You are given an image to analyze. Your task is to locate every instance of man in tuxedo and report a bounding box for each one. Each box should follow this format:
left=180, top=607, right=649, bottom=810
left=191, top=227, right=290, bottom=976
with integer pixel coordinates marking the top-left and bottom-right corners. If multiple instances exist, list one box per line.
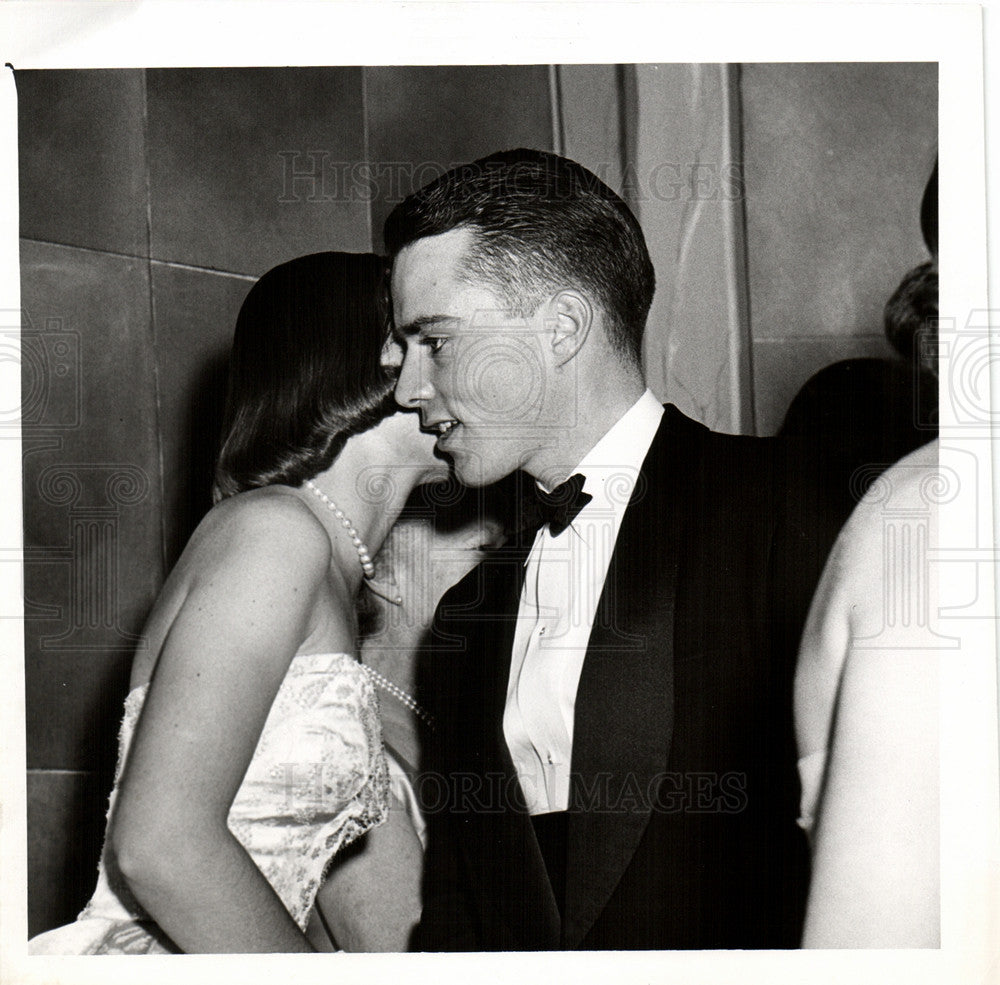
left=385, top=148, right=818, bottom=949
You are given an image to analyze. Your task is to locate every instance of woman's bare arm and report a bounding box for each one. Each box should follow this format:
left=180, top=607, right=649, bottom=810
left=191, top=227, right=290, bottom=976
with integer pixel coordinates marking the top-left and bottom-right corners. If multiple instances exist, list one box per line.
left=802, top=646, right=939, bottom=947
left=109, top=494, right=334, bottom=953
left=313, top=790, right=423, bottom=951
left=801, top=443, right=940, bottom=947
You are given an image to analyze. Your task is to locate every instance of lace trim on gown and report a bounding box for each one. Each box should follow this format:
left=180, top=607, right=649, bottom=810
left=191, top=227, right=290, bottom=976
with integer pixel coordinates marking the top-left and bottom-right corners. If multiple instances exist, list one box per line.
left=30, top=652, right=388, bottom=954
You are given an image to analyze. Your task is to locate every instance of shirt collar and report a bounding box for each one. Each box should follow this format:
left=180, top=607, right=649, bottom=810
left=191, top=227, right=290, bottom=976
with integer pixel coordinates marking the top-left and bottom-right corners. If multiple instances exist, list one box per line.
left=575, top=389, right=663, bottom=487
left=535, top=389, right=663, bottom=508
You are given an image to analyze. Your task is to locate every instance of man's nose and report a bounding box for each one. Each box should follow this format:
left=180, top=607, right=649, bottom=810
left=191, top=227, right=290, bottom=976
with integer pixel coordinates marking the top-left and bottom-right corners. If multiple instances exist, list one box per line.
left=394, top=351, right=434, bottom=408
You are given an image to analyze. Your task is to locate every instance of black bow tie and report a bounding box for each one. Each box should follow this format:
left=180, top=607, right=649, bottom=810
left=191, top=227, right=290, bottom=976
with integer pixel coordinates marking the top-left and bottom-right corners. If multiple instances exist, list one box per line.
left=535, top=473, right=592, bottom=537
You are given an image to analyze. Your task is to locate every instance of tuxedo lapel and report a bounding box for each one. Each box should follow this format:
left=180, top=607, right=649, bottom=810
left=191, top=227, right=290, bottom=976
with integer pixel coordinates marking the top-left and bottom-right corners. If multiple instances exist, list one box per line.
left=453, top=536, right=562, bottom=947
left=562, top=406, right=703, bottom=947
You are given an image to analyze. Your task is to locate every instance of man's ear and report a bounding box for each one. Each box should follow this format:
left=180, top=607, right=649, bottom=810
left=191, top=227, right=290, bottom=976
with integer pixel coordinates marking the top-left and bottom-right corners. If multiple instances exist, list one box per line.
left=549, top=289, right=593, bottom=367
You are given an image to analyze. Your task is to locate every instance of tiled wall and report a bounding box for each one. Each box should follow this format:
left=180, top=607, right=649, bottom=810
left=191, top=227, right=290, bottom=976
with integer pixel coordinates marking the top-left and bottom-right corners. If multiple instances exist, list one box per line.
left=741, top=63, right=938, bottom=434
left=20, top=63, right=937, bottom=937
left=18, top=66, right=554, bottom=936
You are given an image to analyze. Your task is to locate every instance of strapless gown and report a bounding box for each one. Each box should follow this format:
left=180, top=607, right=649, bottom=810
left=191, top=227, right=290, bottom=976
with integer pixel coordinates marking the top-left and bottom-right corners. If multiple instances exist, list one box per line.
left=29, top=651, right=389, bottom=954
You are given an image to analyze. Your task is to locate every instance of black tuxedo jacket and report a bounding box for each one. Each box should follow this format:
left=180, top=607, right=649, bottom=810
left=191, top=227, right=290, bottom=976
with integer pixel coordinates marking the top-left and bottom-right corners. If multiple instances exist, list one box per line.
left=412, top=405, right=825, bottom=950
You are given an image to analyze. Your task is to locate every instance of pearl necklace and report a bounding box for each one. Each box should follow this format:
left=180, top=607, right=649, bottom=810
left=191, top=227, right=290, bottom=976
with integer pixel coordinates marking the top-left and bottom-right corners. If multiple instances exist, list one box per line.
left=304, top=478, right=403, bottom=606
left=303, top=481, right=431, bottom=728
left=305, top=478, right=375, bottom=578
left=363, top=664, right=436, bottom=732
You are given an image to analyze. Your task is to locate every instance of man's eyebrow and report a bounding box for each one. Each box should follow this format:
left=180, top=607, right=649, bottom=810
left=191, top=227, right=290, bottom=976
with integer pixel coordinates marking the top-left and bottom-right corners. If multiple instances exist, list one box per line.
left=393, top=314, right=459, bottom=338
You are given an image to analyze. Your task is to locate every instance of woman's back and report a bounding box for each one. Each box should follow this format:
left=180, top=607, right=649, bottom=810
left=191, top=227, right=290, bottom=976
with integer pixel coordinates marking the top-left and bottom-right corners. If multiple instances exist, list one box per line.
left=795, top=439, right=939, bottom=947
left=129, top=486, right=353, bottom=691
left=30, top=485, right=383, bottom=954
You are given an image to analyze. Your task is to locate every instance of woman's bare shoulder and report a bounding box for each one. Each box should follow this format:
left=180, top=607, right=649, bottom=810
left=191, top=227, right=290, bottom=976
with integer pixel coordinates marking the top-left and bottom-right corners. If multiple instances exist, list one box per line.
left=848, top=440, right=938, bottom=538
left=795, top=440, right=939, bottom=752
left=821, top=440, right=939, bottom=598
left=186, top=486, right=332, bottom=579
left=135, top=488, right=334, bottom=678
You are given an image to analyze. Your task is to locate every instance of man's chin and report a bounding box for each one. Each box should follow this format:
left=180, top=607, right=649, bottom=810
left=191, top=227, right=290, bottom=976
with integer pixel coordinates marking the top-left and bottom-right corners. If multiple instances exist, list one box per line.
left=442, top=435, right=521, bottom=487
left=422, top=460, right=454, bottom=486
left=453, top=465, right=492, bottom=488
left=452, top=456, right=512, bottom=489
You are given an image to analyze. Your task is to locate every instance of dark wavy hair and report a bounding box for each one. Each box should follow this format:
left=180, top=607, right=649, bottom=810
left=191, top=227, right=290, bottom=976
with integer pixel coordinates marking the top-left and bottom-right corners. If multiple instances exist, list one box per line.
left=383, top=148, right=655, bottom=368
left=884, top=260, right=938, bottom=376
left=213, top=252, right=397, bottom=501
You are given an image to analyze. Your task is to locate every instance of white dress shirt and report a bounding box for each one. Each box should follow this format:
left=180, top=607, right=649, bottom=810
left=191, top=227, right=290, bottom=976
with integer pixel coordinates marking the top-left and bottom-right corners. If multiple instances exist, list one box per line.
left=504, top=389, right=664, bottom=814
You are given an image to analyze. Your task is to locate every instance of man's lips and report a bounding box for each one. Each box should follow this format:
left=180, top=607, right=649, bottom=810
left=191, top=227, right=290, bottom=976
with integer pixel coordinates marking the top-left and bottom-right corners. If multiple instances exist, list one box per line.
left=426, top=419, right=460, bottom=444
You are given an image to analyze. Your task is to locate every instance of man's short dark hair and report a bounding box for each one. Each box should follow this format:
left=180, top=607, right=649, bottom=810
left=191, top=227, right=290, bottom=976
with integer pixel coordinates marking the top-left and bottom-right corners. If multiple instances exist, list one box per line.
left=384, top=148, right=655, bottom=367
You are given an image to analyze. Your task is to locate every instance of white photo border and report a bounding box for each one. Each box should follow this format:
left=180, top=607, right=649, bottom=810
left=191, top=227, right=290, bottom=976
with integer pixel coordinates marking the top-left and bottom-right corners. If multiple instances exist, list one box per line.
left=0, top=3, right=995, bottom=985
